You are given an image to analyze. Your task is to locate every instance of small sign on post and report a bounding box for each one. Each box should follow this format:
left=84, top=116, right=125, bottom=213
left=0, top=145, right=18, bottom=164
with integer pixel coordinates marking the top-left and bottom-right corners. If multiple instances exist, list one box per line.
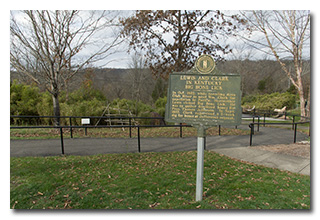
left=81, top=118, right=90, bottom=136
left=165, top=55, right=242, bottom=201
left=81, top=118, right=90, bottom=125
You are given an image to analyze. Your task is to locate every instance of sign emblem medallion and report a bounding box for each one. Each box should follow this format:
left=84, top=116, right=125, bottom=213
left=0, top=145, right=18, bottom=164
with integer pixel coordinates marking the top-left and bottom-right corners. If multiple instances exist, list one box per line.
left=195, top=54, right=216, bottom=74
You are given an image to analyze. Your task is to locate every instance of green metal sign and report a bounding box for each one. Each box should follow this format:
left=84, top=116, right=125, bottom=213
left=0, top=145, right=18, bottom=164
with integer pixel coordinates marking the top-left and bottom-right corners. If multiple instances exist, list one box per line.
left=165, top=55, right=242, bottom=202
left=165, top=55, right=242, bottom=128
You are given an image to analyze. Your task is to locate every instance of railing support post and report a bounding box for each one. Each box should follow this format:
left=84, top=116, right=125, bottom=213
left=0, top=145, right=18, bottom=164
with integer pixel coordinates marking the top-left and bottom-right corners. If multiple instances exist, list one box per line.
left=285, top=111, right=287, bottom=120
left=249, top=124, right=254, bottom=146
left=292, top=116, right=295, bottom=130
left=137, top=126, right=141, bottom=153
left=69, top=117, right=73, bottom=138
left=129, top=118, right=132, bottom=138
left=60, top=127, right=65, bottom=155
left=294, top=123, right=297, bottom=143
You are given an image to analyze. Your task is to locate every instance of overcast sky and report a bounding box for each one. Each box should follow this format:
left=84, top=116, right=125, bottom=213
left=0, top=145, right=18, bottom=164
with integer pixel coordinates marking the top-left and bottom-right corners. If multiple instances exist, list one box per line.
left=9, top=8, right=311, bottom=69
left=97, top=9, right=311, bottom=69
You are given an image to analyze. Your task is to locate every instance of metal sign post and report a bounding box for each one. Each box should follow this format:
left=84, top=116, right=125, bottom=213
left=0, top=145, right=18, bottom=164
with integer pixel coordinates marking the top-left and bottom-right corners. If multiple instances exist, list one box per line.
left=196, top=126, right=205, bottom=201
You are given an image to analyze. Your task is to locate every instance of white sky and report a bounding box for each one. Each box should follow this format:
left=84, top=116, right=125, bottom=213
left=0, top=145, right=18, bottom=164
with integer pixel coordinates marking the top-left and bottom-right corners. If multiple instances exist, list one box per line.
left=97, top=9, right=311, bottom=69
left=9, top=8, right=311, bottom=69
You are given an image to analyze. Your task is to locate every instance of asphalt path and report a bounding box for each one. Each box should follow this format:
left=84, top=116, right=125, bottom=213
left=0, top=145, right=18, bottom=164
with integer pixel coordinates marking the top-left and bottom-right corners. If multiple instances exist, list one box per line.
left=10, top=125, right=308, bottom=157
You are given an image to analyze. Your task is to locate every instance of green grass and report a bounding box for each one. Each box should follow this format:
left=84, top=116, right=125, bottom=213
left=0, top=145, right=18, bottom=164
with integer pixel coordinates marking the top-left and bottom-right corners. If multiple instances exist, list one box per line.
left=10, top=126, right=249, bottom=140
left=11, top=151, right=310, bottom=209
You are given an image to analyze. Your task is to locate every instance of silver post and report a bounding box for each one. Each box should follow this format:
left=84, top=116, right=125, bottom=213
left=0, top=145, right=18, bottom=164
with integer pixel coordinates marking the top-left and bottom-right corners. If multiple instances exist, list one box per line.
left=196, top=136, right=205, bottom=201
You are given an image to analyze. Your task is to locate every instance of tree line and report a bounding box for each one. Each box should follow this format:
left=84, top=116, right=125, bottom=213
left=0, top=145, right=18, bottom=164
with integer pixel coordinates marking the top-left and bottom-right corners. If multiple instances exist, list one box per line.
left=11, top=58, right=310, bottom=106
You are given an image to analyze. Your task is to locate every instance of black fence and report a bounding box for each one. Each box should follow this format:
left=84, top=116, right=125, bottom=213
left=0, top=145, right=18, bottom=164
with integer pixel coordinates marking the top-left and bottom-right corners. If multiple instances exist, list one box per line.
left=248, top=115, right=310, bottom=146
left=10, top=114, right=310, bottom=155
left=10, top=115, right=193, bottom=154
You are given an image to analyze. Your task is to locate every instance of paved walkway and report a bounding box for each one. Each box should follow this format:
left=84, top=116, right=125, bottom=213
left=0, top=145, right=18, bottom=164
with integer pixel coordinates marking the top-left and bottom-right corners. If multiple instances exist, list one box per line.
left=10, top=125, right=310, bottom=175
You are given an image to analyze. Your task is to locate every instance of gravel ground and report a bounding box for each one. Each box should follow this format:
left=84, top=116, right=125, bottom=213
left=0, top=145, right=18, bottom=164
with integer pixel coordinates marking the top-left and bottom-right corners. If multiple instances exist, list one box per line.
left=251, top=142, right=310, bottom=159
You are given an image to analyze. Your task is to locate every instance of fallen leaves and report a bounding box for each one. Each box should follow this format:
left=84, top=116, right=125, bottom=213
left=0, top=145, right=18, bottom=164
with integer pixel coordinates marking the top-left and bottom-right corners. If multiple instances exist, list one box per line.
left=12, top=201, right=18, bottom=209
left=10, top=150, right=310, bottom=209
left=149, top=202, right=160, bottom=208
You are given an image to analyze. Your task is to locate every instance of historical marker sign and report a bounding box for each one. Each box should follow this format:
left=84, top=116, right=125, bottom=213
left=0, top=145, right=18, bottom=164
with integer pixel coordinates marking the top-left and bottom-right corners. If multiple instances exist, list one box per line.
left=165, top=55, right=242, bottom=201
left=165, top=56, right=241, bottom=128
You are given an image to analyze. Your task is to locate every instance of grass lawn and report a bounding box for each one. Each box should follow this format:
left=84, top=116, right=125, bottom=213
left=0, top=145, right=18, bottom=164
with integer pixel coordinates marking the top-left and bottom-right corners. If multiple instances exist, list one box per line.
left=10, top=150, right=310, bottom=209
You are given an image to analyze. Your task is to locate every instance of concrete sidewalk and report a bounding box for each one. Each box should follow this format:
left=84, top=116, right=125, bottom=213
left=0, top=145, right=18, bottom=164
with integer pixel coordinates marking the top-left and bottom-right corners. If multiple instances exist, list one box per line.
left=211, top=147, right=310, bottom=175
left=10, top=126, right=310, bottom=175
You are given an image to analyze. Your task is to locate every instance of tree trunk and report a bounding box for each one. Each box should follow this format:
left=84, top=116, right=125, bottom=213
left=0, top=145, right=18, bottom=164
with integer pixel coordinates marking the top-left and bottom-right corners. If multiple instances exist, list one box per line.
left=52, top=93, right=61, bottom=126
left=295, top=66, right=306, bottom=120
left=298, top=90, right=306, bottom=120
left=306, top=86, right=310, bottom=118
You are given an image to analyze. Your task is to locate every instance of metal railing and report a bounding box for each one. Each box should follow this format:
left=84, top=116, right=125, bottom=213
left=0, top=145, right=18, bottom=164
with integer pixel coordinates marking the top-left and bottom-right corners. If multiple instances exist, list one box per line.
left=11, top=114, right=311, bottom=154
left=248, top=117, right=310, bottom=146
left=10, top=115, right=192, bottom=155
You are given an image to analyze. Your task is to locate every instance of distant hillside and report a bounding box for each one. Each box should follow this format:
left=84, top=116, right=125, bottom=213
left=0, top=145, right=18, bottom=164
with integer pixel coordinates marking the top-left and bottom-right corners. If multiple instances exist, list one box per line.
left=10, top=68, right=132, bottom=92
left=10, top=67, right=156, bottom=104
left=10, top=59, right=310, bottom=102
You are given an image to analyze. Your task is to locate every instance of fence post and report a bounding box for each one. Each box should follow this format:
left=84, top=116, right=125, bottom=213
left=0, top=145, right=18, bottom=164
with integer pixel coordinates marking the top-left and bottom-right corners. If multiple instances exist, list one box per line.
left=294, top=123, right=297, bottom=143
left=249, top=124, right=253, bottom=146
left=59, top=127, right=65, bottom=155
left=180, top=123, right=183, bottom=138
left=257, top=116, right=260, bottom=132
left=129, top=118, right=132, bottom=138
left=292, top=116, right=295, bottom=130
left=137, top=126, right=141, bottom=153
left=218, top=125, right=221, bottom=136
left=69, top=117, right=73, bottom=138
left=285, top=111, right=287, bottom=120
left=263, top=113, right=266, bottom=127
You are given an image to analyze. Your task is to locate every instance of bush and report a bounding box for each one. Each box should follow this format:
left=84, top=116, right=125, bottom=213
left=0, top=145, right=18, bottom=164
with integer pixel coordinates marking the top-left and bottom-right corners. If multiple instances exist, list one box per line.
left=155, top=96, right=167, bottom=117
left=10, top=80, right=41, bottom=116
left=67, top=84, right=106, bottom=104
left=36, top=92, right=55, bottom=125
left=10, top=81, right=157, bottom=126
left=10, top=81, right=42, bottom=125
left=242, top=92, right=298, bottom=111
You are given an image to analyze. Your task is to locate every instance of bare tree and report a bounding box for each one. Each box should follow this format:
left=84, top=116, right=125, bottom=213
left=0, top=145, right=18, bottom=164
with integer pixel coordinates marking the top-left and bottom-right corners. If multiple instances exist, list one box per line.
left=120, top=10, right=247, bottom=79
left=10, top=10, right=123, bottom=125
left=127, top=53, right=154, bottom=112
left=241, top=10, right=310, bottom=118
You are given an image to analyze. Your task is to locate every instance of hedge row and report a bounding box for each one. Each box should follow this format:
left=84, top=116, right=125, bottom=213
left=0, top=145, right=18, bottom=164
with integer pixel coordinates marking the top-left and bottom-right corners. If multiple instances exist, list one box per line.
left=241, top=92, right=298, bottom=111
